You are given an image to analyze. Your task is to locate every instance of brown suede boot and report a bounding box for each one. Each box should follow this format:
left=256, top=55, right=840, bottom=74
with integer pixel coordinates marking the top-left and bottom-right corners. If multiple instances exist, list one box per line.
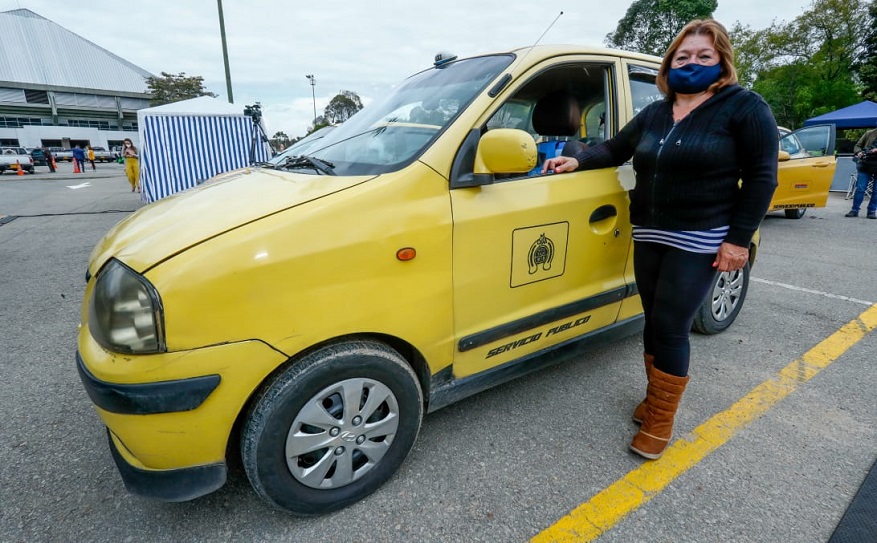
left=632, top=353, right=655, bottom=424
left=630, top=366, right=689, bottom=460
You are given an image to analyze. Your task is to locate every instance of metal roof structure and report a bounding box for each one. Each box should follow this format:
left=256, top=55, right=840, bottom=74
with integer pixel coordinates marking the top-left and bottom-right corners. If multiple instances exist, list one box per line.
left=0, top=8, right=152, bottom=95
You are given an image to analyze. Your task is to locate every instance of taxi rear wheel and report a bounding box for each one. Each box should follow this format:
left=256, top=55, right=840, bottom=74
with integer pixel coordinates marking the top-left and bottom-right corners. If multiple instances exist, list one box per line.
left=784, top=208, right=806, bottom=219
left=241, top=340, right=423, bottom=515
left=692, top=262, right=750, bottom=335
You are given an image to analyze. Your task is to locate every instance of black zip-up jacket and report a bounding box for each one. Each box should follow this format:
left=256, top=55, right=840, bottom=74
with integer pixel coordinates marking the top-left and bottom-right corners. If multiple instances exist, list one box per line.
left=570, top=84, right=778, bottom=247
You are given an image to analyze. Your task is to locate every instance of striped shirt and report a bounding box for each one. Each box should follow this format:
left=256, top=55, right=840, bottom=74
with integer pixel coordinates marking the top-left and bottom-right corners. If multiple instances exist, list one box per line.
left=632, top=225, right=728, bottom=254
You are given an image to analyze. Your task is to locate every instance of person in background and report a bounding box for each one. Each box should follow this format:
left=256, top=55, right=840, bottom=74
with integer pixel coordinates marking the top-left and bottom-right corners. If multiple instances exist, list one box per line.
left=43, top=147, right=55, bottom=173
left=542, top=19, right=778, bottom=460
left=86, top=145, right=96, bottom=171
left=71, top=145, right=86, bottom=172
left=846, top=126, right=877, bottom=219
left=122, top=138, right=139, bottom=192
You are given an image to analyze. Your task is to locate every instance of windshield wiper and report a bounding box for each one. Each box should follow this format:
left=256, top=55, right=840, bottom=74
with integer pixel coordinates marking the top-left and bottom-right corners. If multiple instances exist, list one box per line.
left=277, top=155, right=336, bottom=175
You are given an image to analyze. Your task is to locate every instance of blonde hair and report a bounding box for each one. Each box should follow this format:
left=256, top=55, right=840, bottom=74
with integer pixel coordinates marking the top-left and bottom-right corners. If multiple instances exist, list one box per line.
left=656, top=19, right=738, bottom=99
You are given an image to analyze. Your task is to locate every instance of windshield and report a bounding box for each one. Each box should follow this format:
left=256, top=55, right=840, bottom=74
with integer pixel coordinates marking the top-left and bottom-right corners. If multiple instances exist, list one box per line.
left=288, top=54, right=514, bottom=176
left=268, top=125, right=336, bottom=165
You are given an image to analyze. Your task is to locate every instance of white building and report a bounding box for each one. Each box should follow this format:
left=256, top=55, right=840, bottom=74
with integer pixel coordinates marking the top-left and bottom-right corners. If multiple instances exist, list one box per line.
left=0, top=8, right=152, bottom=150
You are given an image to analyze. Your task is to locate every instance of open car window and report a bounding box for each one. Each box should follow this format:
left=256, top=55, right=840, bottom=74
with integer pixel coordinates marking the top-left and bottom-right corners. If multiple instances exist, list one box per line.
left=781, top=124, right=836, bottom=159
left=482, top=62, right=612, bottom=180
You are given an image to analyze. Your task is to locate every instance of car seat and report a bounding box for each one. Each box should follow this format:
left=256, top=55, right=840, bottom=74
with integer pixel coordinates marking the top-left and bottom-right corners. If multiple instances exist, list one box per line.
left=529, top=91, right=582, bottom=175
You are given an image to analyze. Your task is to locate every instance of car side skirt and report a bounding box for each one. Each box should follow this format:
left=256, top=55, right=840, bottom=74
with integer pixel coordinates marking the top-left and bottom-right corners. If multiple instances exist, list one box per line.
left=107, top=429, right=227, bottom=502
left=458, top=283, right=637, bottom=352
left=428, top=314, right=644, bottom=413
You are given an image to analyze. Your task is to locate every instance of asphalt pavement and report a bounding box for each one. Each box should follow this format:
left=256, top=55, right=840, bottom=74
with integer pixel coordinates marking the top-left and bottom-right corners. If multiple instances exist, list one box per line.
left=1, top=166, right=875, bottom=542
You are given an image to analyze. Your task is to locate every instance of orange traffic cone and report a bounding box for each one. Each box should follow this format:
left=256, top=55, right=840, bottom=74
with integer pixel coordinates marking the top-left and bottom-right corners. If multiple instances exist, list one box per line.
left=73, top=159, right=80, bottom=174
left=16, top=160, right=24, bottom=176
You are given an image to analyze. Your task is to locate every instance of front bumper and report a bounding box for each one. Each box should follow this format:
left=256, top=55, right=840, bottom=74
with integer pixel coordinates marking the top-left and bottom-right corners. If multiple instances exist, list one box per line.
left=107, top=428, right=226, bottom=502
left=78, top=352, right=227, bottom=500
left=76, top=330, right=288, bottom=499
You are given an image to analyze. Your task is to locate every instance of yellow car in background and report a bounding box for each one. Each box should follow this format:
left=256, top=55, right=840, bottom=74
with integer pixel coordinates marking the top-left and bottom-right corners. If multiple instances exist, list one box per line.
left=771, top=124, right=837, bottom=219
left=77, top=46, right=768, bottom=515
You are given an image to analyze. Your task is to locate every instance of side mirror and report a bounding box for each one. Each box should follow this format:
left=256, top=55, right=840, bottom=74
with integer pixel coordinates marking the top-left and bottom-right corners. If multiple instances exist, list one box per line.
left=474, top=129, right=537, bottom=175
left=778, top=150, right=791, bottom=162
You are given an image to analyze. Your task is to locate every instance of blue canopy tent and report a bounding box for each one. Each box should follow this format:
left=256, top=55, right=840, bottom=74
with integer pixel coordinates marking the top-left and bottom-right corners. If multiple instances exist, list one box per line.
left=802, top=100, right=877, bottom=129
left=802, top=101, right=877, bottom=191
left=136, top=96, right=271, bottom=203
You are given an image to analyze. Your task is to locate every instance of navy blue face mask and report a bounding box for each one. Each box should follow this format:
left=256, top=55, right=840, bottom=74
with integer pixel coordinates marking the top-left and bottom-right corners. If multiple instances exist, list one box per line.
left=667, top=63, right=722, bottom=94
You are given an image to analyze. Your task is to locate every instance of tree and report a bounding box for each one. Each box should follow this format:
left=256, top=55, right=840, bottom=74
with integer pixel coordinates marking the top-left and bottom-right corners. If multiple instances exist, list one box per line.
left=732, top=0, right=868, bottom=128
left=307, top=116, right=331, bottom=136
left=323, top=91, right=364, bottom=124
left=854, top=1, right=877, bottom=101
left=729, top=22, right=780, bottom=88
left=271, top=131, right=291, bottom=150
left=605, top=0, right=718, bottom=56
left=145, top=71, right=218, bottom=106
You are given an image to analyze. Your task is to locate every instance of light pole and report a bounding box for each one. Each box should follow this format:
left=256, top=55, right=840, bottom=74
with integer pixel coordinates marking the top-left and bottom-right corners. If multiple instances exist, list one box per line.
left=217, top=0, right=233, bottom=103
left=305, top=74, right=317, bottom=125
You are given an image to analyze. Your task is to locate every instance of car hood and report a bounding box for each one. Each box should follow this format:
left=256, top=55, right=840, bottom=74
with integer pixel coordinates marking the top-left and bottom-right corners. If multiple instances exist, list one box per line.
left=89, top=168, right=375, bottom=274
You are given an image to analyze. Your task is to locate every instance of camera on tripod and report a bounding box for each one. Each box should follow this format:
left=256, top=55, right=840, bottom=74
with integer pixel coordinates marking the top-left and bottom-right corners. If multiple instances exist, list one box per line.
left=243, top=103, right=262, bottom=121
left=243, top=102, right=274, bottom=164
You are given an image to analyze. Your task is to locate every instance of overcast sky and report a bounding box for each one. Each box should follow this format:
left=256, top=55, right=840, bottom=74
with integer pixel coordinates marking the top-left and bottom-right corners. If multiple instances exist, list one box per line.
left=3, top=0, right=814, bottom=138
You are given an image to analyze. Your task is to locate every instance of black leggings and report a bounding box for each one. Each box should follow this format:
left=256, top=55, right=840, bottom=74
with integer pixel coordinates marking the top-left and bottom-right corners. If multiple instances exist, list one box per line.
left=634, top=241, right=718, bottom=377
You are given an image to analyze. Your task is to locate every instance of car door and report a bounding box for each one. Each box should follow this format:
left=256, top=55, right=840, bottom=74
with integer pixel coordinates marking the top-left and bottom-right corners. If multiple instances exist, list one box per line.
left=772, top=124, right=837, bottom=216
left=449, top=58, right=633, bottom=378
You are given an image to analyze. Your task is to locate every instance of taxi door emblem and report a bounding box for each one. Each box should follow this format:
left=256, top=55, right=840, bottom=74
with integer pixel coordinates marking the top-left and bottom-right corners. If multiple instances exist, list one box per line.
left=528, top=234, right=554, bottom=274
left=510, top=222, right=568, bottom=288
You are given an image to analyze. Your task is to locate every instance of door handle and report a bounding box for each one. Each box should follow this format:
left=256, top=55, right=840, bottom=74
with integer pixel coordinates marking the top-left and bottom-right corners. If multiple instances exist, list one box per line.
left=589, top=205, right=617, bottom=223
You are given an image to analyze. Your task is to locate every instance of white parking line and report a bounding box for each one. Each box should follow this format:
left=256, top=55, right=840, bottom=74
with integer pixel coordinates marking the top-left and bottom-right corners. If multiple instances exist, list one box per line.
left=752, top=277, right=874, bottom=306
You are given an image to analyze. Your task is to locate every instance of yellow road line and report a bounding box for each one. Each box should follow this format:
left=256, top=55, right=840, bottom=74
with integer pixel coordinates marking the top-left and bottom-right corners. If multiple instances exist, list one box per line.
left=533, top=304, right=877, bottom=543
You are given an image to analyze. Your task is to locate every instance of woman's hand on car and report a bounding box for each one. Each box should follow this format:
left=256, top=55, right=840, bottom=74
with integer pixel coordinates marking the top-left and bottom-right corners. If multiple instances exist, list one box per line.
left=541, top=156, right=579, bottom=174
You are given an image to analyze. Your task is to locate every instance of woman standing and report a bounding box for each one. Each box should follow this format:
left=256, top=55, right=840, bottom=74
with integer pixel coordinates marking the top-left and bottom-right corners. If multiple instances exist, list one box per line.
left=543, top=19, right=778, bottom=460
left=87, top=146, right=96, bottom=171
left=122, top=138, right=139, bottom=192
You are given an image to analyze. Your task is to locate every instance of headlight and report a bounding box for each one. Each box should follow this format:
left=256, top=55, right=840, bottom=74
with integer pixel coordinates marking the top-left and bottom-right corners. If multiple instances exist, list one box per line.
left=88, top=259, right=165, bottom=354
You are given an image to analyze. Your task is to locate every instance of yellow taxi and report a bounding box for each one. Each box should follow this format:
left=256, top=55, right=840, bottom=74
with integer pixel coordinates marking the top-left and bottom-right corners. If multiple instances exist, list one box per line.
left=78, top=46, right=785, bottom=515
left=771, top=125, right=837, bottom=219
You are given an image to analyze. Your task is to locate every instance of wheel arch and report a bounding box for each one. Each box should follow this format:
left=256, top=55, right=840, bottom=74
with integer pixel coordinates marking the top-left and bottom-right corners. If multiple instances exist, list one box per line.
left=225, top=332, right=433, bottom=464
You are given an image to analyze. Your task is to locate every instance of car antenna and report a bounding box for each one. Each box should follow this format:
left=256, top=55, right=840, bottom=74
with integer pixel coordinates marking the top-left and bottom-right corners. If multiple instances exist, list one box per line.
left=515, top=11, right=563, bottom=67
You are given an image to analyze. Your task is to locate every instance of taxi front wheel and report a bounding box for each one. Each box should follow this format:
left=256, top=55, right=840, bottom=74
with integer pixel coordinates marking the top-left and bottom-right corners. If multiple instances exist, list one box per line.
left=241, top=340, right=423, bottom=515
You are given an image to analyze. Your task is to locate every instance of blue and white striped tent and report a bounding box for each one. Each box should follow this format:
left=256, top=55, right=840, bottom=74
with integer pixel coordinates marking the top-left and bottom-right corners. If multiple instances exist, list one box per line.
left=137, top=96, right=271, bottom=203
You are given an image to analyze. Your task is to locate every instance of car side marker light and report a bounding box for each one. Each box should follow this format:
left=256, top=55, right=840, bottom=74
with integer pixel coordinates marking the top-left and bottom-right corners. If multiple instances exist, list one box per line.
left=396, top=247, right=416, bottom=261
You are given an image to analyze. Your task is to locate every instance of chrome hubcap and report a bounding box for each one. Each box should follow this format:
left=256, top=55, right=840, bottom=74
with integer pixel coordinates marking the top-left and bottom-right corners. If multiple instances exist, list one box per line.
left=285, top=378, right=399, bottom=489
left=710, top=270, right=743, bottom=322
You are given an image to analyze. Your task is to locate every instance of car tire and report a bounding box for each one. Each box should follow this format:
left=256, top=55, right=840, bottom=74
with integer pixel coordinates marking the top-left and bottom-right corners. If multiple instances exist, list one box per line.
left=784, top=208, right=806, bottom=219
left=241, top=340, right=423, bottom=515
left=692, top=262, right=750, bottom=335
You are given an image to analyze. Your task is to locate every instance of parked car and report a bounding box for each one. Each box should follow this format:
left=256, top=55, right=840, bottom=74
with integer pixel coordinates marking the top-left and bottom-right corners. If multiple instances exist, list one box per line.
left=769, top=125, right=837, bottom=219
left=79, top=44, right=801, bottom=516
left=50, top=147, right=72, bottom=162
left=26, top=147, right=47, bottom=166
left=91, top=146, right=114, bottom=162
left=0, top=146, right=35, bottom=174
